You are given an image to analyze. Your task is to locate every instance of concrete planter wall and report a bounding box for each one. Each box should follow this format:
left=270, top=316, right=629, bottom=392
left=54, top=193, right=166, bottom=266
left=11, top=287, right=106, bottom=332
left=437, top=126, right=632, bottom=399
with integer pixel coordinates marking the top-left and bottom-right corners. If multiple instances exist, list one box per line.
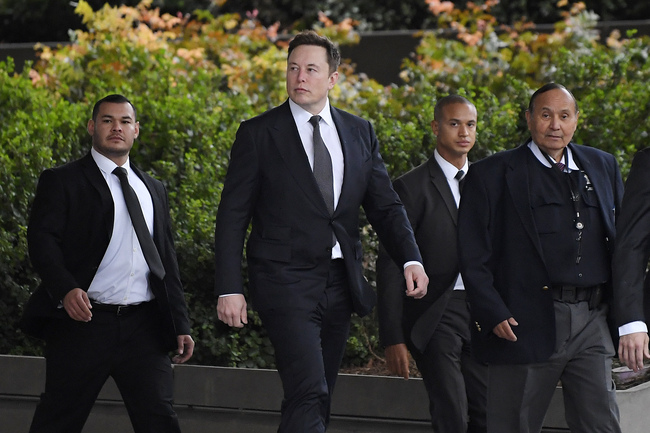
left=0, top=355, right=646, bottom=432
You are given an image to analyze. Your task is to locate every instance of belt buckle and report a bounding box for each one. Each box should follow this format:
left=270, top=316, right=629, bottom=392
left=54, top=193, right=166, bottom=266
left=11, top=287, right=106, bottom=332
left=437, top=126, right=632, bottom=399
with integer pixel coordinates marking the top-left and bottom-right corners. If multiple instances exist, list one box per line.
left=116, top=305, right=126, bottom=316
left=562, top=286, right=577, bottom=302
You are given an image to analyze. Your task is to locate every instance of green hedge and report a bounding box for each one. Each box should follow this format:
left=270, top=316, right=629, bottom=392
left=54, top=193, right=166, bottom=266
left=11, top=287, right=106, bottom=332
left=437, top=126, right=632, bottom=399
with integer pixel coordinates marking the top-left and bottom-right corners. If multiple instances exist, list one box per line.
left=1, top=0, right=649, bottom=368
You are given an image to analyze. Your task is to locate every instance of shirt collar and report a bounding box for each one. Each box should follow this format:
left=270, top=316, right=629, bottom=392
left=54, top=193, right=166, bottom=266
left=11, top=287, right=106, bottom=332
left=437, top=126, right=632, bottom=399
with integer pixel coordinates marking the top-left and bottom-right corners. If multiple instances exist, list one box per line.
left=527, top=140, right=579, bottom=171
left=288, top=98, right=334, bottom=128
left=434, top=148, right=469, bottom=181
left=91, top=147, right=131, bottom=175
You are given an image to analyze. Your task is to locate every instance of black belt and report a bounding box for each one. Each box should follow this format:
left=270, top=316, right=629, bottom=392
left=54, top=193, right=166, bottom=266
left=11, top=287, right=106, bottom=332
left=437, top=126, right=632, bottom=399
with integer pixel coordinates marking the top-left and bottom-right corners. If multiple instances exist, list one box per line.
left=551, top=284, right=603, bottom=307
left=90, top=300, right=149, bottom=316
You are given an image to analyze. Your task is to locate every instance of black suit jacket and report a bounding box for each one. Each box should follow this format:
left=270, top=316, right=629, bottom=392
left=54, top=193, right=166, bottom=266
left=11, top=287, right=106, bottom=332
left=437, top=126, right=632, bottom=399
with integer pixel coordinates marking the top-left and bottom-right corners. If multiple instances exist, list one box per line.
left=458, top=142, right=623, bottom=364
left=377, top=155, right=461, bottom=351
left=214, top=100, right=421, bottom=317
left=19, top=153, right=191, bottom=351
left=613, top=147, right=650, bottom=327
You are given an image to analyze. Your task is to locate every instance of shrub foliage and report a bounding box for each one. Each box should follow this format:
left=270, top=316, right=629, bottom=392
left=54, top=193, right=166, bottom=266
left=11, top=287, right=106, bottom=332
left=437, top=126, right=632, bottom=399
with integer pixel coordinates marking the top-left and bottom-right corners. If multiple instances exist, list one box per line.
left=1, top=0, right=649, bottom=368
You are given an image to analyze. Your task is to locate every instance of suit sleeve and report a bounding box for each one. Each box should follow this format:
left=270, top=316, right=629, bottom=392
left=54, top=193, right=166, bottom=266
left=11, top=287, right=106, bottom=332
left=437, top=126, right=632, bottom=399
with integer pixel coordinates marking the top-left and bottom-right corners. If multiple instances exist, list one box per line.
left=361, top=121, right=422, bottom=266
left=376, top=178, right=412, bottom=347
left=27, top=169, right=80, bottom=303
left=613, top=149, right=650, bottom=327
left=457, top=163, right=513, bottom=333
left=214, top=121, right=260, bottom=296
left=155, top=181, right=192, bottom=335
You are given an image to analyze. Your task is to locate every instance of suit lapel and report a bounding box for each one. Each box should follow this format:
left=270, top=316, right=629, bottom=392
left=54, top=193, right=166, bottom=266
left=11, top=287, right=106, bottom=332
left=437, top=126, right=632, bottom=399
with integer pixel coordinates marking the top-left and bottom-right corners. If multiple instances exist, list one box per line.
left=131, top=165, right=166, bottom=249
left=331, top=107, right=356, bottom=216
left=268, top=102, right=330, bottom=214
left=81, top=153, right=114, bottom=238
left=427, top=157, right=458, bottom=224
left=505, top=144, right=546, bottom=263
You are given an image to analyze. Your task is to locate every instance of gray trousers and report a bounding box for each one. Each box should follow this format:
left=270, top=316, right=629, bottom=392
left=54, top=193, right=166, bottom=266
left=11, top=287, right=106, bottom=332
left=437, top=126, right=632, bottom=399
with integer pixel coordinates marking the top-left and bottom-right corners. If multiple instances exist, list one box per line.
left=487, top=302, right=621, bottom=433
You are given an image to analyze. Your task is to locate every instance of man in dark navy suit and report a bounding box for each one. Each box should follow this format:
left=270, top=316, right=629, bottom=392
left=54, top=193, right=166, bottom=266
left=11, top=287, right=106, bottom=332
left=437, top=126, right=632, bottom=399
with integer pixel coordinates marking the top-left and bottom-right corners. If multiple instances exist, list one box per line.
left=20, top=94, right=194, bottom=433
left=458, top=83, right=622, bottom=432
left=214, top=31, right=428, bottom=433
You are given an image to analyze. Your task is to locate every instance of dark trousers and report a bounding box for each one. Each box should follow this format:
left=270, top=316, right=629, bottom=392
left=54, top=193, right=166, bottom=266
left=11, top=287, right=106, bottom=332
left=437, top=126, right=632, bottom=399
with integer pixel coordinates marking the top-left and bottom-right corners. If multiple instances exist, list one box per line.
left=29, top=303, right=180, bottom=433
left=259, top=260, right=353, bottom=433
left=409, top=291, right=487, bottom=433
left=487, top=302, right=620, bottom=433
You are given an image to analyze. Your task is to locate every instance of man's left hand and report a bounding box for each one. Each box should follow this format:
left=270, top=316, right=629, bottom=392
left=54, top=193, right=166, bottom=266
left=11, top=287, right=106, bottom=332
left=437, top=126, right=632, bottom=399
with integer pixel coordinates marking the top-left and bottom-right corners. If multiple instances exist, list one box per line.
left=404, top=264, right=428, bottom=299
left=618, top=332, right=650, bottom=372
left=172, top=335, right=195, bottom=364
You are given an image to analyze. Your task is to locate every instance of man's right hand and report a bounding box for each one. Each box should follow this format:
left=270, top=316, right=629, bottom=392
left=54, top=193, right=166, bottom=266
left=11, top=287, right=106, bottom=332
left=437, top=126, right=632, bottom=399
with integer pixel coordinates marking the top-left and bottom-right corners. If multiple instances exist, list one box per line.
left=63, top=288, right=92, bottom=322
left=493, top=317, right=518, bottom=341
left=385, top=343, right=410, bottom=379
left=217, top=294, right=248, bottom=328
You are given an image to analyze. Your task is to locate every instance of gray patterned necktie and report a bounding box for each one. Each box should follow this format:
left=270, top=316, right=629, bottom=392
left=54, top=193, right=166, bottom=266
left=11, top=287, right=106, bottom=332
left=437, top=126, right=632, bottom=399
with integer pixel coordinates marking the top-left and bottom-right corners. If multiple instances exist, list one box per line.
left=309, top=115, right=334, bottom=215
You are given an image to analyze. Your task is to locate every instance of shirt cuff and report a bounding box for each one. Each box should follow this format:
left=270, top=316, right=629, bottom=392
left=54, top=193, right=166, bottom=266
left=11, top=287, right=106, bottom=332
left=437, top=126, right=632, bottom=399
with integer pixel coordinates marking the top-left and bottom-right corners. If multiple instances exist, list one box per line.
left=619, top=321, right=648, bottom=336
left=403, top=261, right=424, bottom=270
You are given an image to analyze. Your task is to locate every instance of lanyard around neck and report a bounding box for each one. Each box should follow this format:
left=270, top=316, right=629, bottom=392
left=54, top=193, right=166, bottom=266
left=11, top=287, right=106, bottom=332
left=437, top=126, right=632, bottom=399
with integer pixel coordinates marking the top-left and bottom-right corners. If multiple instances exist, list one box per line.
left=540, top=147, right=585, bottom=263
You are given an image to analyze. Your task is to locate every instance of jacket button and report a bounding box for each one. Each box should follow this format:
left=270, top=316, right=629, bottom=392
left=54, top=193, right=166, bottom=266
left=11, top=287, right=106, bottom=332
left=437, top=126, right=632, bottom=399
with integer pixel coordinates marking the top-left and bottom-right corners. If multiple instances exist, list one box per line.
left=542, top=285, right=550, bottom=290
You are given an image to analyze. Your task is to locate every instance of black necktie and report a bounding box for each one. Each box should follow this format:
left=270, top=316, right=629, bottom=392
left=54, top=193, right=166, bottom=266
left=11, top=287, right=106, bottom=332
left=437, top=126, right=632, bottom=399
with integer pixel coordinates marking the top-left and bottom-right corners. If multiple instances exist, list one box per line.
left=309, top=115, right=335, bottom=215
left=455, top=169, right=466, bottom=193
left=556, top=161, right=566, bottom=172
left=112, top=167, right=166, bottom=280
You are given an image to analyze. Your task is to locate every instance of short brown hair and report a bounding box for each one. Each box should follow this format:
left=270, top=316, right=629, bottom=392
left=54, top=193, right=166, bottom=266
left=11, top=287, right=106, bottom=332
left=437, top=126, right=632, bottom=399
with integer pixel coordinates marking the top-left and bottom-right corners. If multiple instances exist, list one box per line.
left=288, top=31, right=341, bottom=74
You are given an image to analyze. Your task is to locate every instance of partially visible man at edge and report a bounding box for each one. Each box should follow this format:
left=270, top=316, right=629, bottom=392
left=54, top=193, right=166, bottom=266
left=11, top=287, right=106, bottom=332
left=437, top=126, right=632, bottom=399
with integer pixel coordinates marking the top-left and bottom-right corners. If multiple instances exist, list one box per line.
left=612, top=147, right=650, bottom=372
left=213, top=31, right=428, bottom=433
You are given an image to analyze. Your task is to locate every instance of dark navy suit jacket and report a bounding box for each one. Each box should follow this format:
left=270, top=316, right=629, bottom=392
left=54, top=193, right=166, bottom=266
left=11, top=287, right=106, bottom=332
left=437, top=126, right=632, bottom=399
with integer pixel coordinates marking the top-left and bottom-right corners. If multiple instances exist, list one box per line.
left=377, top=156, right=461, bottom=351
left=458, top=142, right=623, bottom=364
left=213, top=100, right=422, bottom=317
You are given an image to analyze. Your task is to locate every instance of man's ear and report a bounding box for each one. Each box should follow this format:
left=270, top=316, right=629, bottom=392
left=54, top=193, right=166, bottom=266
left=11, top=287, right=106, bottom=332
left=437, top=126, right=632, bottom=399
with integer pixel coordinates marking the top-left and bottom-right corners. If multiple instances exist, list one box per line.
left=431, top=120, right=439, bottom=137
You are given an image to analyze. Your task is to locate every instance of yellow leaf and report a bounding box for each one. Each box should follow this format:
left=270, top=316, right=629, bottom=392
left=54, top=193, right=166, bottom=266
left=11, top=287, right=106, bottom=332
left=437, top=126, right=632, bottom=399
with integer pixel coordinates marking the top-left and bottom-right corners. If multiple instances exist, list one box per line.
left=75, top=0, right=94, bottom=24
left=225, top=19, right=238, bottom=30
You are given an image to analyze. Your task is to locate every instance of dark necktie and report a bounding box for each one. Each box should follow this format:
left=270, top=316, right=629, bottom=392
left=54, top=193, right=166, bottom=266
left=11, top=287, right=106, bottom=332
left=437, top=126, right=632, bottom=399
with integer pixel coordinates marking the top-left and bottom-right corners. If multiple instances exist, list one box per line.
left=112, top=167, right=166, bottom=280
left=556, top=161, right=566, bottom=172
left=455, top=169, right=466, bottom=193
left=309, top=115, right=335, bottom=215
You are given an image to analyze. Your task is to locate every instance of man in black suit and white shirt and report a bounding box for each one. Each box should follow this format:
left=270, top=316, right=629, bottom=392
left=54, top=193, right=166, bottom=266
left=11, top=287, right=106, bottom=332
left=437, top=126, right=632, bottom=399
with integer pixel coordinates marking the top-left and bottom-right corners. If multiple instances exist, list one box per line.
left=214, top=31, right=429, bottom=433
left=20, top=94, right=194, bottom=433
left=377, top=95, right=487, bottom=432
left=613, top=148, right=650, bottom=372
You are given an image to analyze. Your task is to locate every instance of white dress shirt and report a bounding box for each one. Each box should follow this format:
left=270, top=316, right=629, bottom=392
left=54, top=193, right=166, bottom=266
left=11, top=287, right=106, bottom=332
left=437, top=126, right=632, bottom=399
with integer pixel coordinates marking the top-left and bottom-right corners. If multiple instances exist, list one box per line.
left=434, top=149, right=468, bottom=291
left=289, top=98, right=344, bottom=259
left=86, top=148, right=154, bottom=305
